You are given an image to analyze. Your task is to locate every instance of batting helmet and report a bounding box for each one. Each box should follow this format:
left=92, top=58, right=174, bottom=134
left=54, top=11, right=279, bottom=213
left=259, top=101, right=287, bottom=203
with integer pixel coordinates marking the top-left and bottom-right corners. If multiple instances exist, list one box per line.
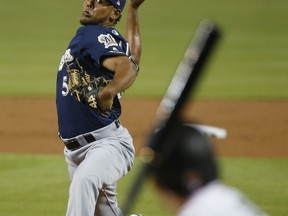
left=149, top=123, right=219, bottom=197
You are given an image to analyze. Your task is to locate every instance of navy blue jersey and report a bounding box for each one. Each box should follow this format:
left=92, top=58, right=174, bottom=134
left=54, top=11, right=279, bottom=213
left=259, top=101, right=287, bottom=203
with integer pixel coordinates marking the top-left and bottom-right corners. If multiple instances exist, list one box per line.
left=56, top=25, right=131, bottom=139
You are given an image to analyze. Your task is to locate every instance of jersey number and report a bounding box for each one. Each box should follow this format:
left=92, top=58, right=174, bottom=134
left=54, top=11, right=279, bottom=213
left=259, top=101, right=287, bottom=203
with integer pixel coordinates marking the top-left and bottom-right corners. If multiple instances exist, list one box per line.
left=62, top=76, right=69, bottom=96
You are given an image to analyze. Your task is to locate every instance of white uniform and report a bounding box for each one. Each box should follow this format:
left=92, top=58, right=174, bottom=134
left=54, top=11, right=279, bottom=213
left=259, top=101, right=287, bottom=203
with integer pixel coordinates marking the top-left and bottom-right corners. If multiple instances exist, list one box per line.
left=178, top=181, right=269, bottom=216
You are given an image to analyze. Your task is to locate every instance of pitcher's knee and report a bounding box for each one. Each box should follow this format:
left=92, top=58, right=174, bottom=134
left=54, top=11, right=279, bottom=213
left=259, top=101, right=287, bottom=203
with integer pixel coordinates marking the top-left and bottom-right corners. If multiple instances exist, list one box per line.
left=71, top=171, right=102, bottom=195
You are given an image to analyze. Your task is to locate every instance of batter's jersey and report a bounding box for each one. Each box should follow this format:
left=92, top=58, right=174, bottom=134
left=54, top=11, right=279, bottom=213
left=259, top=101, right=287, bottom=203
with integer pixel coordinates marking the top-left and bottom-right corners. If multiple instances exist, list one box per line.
left=178, top=181, right=269, bottom=216
left=56, top=25, right=131, bottom=139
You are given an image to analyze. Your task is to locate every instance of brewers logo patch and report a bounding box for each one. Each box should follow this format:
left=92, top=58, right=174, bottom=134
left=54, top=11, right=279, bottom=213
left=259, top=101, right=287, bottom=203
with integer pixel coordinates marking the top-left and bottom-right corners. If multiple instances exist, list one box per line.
left=98, top=34, right=118, bottom=48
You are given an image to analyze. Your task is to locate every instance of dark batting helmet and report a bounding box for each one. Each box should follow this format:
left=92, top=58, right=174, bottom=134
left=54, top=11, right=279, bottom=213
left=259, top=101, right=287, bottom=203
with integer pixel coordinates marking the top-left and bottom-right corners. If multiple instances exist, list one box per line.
left=149, top=123, right=219, bottom=197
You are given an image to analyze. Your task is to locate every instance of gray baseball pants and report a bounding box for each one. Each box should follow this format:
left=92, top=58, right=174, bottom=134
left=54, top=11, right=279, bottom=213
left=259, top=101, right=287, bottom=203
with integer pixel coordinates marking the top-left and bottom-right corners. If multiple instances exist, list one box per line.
left=63, top=121, right=135, bottom=216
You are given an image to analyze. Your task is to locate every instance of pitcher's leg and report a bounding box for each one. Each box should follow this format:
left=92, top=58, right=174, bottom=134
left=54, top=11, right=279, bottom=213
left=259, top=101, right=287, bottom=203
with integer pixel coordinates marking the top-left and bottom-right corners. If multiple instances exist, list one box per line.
left=66, top=143, right=132, bottom=216
left=95, top=184, right=123, bottom=216
left=66, top=163, right=100, bottom=216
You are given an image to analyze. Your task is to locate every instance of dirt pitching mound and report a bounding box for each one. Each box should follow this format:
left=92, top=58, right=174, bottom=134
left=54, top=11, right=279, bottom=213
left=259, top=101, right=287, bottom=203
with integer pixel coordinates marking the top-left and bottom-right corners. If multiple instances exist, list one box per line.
left=0, top=98, right=287, bottom=157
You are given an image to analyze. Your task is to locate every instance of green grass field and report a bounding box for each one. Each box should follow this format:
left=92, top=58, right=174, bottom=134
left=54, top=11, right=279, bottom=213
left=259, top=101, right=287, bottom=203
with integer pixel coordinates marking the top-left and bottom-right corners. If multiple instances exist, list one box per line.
left=0, top=0, right=288, bottom=98
left=0, top=0, right=288, bottom=215
left=1, top=155, right=288, bottom=216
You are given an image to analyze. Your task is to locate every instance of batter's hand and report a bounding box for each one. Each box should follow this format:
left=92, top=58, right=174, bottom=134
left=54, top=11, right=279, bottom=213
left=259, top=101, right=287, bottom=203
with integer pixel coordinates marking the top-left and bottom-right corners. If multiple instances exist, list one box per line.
left=130, top=0, right=145, bottom=9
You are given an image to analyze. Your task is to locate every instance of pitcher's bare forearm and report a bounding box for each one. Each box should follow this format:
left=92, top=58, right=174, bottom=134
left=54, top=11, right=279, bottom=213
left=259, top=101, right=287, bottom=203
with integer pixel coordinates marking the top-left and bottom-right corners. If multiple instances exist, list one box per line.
left=126, top=0, right=145, bottom=65
left=99, top=56, right=137, bottom=110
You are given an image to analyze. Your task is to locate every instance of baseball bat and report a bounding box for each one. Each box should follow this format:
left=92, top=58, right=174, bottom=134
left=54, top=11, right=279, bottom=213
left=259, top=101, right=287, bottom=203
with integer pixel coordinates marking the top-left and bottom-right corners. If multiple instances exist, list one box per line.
left=121, top=19, right=220, bottom=215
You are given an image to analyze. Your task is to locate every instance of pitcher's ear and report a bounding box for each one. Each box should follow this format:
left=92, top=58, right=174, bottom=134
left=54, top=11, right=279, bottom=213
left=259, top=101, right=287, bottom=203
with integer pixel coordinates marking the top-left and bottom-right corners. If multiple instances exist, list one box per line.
left=111, top=9, right=121, bottom=20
